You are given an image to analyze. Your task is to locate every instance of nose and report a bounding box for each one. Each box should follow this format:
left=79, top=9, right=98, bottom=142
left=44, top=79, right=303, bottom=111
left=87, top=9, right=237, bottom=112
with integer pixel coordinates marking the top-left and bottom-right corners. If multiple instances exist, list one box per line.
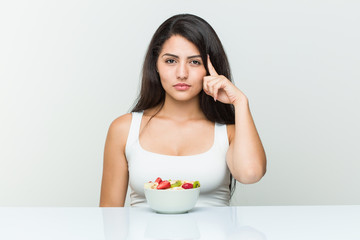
left=176, top=62, right=188, bottom=80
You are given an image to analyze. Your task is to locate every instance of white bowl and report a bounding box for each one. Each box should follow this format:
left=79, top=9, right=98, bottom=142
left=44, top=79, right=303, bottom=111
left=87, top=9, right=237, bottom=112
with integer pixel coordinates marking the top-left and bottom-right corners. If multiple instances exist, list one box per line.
left=144, top=187, right=200, bottom=214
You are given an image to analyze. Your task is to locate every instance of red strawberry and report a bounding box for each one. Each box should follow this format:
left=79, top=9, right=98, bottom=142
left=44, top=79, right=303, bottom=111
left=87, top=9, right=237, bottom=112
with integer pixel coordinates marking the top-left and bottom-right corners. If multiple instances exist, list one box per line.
left=155, top=177, right=162, bottom=184
left=157, top=180, right=171, bottom=189
left=182, top=183, right=193, bottom=189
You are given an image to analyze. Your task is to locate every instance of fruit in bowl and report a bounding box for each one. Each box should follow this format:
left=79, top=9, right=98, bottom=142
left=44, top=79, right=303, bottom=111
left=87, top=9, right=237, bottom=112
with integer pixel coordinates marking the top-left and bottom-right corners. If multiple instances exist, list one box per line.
left=144, top=177, right=201, bottom=214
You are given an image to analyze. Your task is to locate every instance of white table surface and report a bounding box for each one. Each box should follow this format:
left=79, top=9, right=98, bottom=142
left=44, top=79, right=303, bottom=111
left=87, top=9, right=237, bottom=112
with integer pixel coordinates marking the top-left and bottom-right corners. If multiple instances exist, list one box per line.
left=0, top=205, right=359, bottom=240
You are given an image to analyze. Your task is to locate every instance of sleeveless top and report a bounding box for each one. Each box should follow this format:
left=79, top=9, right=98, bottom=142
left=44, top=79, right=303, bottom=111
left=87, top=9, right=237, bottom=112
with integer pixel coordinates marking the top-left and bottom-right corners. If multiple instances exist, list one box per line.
left=125, top=111, right=231, bottom=207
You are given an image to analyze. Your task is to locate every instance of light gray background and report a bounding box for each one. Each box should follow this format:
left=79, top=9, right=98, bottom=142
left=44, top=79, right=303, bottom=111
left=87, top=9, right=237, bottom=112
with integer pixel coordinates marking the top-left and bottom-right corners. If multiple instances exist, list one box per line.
left=0, top=0, right=359, bottom=206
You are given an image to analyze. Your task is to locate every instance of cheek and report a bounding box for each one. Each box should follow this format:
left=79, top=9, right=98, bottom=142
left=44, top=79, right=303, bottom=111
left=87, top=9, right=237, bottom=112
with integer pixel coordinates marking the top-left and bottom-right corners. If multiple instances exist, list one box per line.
left=157, top=64, right=171, bottom=80
left=159, top=72, right=174, bottom=90
left=197, top=66, right=207, bottom=76
left=159, top=71, right=171, bottom=85
left=194, top=69, right=206, bottom=82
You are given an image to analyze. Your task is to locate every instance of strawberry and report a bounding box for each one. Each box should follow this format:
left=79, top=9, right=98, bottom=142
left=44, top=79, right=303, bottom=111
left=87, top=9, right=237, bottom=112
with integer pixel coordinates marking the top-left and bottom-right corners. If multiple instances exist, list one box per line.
left=156, top=180, right=171, bottom=189
left=155, top=177, right=162, bottom=184
left=182, top=183, right=193, bottom=189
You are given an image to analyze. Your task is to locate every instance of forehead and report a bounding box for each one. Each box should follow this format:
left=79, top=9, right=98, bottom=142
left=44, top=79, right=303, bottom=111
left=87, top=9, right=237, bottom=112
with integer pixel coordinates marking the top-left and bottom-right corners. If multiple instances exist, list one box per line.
left=160, top=35, right=200, bottom=56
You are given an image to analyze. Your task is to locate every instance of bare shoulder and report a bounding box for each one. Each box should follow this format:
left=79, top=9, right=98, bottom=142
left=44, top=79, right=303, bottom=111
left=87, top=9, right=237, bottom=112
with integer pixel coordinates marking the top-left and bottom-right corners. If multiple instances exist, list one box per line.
left=110, top=113, right=132, bottom=133
left=106, top=113, right=132, bottom=147
left=226, top=124, right=235, bottom=144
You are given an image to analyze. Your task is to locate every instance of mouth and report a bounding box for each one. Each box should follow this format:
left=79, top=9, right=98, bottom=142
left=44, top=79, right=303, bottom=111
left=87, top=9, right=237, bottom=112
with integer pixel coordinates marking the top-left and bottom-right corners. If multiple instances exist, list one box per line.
left=173, top=83, right=191, bottom=91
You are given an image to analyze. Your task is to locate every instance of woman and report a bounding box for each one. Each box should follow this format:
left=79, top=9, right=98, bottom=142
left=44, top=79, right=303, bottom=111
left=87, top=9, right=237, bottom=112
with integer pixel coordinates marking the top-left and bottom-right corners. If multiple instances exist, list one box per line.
left=100, top=14, right=266, bottom=207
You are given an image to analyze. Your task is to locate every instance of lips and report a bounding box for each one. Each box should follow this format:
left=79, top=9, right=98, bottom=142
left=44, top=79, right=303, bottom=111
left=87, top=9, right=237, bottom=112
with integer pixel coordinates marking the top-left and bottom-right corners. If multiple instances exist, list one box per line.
left=173, top=83, right=191, bottom=91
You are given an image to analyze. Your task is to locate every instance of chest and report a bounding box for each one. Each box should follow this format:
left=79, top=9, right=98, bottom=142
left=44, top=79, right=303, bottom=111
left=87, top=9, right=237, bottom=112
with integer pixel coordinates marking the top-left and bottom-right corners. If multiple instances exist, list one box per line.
left=139, top=119, right=214, bottom=156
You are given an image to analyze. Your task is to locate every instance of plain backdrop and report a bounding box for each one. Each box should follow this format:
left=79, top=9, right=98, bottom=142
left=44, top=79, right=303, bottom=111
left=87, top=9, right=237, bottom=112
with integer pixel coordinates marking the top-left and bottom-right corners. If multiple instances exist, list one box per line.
left=0, top=0, right=359, bottom=206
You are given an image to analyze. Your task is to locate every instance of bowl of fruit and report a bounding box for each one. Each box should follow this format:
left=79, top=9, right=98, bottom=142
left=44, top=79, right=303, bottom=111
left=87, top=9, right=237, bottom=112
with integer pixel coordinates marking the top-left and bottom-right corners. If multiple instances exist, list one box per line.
left=144, top=177, right=201, bottom=214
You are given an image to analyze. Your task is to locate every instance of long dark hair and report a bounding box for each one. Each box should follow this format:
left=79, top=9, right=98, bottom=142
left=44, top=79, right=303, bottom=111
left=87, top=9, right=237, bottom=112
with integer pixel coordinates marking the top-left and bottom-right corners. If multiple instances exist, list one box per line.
left=132, top=14, right=236, bottom=197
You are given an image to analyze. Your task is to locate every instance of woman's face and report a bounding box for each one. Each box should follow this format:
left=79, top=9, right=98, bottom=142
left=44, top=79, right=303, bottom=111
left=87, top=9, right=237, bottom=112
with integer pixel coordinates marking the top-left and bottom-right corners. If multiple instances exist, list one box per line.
left=156, top=35, right=207, bottom=103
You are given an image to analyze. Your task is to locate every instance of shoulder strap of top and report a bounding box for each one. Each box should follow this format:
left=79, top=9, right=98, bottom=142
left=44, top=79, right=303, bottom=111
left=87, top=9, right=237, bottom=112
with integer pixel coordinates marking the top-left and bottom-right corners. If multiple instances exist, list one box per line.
left=215, top=123, right=229, bottom=149
left=125, top=111, right=143, bottom=155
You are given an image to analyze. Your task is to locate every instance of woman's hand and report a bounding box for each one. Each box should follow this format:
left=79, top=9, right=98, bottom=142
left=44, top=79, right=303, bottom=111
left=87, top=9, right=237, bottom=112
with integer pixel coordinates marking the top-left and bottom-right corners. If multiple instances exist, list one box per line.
left=203, top=56, right=247, bottom=106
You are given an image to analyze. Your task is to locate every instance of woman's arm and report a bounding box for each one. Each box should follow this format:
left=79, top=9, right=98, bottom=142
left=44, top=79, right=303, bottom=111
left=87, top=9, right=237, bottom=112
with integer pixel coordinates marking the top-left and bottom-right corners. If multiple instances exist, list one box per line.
left=203, top=56, right=266, bottom=184
left=99, top=114, right=132, bottom=207
left=226, top=99, right=266, bottom=184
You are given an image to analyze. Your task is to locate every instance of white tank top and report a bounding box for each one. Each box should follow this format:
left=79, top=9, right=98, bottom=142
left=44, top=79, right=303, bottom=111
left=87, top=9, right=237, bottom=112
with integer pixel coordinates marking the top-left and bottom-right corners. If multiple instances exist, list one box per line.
left=125, top=111, right=231, bottom=207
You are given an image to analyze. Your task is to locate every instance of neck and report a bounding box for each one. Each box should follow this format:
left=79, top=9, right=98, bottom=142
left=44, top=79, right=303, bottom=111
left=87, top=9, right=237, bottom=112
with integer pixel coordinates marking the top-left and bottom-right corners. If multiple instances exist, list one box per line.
left=156, top=95, right=205, bottom=121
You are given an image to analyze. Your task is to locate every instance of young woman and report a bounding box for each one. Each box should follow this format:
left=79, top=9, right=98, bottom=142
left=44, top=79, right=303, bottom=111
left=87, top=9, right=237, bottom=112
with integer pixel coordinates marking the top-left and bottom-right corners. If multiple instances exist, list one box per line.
left=100, top=14, right=266, bottom=207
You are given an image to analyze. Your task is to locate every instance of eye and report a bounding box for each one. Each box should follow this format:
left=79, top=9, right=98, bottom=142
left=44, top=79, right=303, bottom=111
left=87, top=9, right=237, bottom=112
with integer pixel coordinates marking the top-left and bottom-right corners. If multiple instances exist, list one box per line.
left=165, top=59, right=176, bottom=64
left=190, top=60, right=202, bottom=65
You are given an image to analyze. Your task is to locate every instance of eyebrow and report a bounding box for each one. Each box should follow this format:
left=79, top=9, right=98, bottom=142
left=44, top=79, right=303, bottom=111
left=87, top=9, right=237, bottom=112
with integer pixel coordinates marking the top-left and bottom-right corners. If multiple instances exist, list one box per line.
left=161, top=53, right=202, bottom=59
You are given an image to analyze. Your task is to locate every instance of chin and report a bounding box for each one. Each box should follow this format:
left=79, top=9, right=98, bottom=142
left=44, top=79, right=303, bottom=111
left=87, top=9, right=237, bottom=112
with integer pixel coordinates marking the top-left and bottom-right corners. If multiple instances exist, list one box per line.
left=167, top=94, right=197, bottom=103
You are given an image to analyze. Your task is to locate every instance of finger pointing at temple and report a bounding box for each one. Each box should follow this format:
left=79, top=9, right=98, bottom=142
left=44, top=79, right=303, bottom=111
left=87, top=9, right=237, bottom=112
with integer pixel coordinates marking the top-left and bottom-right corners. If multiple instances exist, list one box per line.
left=207, top=55, right=218, bottom=76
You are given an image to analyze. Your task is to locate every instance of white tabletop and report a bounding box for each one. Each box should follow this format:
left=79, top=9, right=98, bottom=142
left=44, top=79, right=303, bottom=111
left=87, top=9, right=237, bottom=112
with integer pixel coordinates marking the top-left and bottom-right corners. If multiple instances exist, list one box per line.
left=0, top=205, right=359, bottom=240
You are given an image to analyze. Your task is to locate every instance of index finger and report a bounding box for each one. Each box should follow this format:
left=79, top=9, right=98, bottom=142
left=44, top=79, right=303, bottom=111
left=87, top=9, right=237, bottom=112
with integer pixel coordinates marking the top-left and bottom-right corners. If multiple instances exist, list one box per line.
left=207, top=55, right=218, bottom=76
